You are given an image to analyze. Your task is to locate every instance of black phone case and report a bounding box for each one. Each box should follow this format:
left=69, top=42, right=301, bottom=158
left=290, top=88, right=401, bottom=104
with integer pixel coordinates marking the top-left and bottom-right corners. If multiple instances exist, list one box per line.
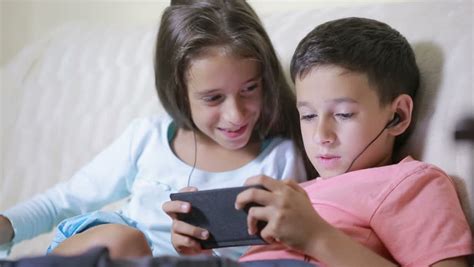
left=170, top=185, right=267, bottom=249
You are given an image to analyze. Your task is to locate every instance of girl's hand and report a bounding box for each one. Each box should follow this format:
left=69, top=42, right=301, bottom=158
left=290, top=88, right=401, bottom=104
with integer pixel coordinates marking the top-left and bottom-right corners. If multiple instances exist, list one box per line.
left=235, top=175, right=329, bottom=254
left=162, top=187, right=211, bottom=255
left=0, top=215, right=14, bottom=245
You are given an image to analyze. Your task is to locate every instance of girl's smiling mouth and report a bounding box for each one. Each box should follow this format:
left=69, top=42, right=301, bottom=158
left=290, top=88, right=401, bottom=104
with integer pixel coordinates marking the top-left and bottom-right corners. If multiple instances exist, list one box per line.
left=218, top=124, right=248, bottom=139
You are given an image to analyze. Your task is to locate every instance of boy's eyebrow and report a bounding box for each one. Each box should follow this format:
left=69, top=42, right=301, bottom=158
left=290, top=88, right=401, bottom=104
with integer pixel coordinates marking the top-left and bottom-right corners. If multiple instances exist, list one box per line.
left=328, top=97, right=358, bottom=104
left=297, top=97, right=358, bottom=108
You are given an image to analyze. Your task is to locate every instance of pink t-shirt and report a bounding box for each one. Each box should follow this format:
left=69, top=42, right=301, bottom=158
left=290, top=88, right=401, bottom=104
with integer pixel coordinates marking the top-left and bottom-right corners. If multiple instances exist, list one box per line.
left=240, top=157, right=473, bottom=266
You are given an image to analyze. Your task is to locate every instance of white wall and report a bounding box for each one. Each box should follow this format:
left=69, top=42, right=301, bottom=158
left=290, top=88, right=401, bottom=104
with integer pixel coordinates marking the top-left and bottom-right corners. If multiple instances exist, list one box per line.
left=0, top=0, right=413, bottom=66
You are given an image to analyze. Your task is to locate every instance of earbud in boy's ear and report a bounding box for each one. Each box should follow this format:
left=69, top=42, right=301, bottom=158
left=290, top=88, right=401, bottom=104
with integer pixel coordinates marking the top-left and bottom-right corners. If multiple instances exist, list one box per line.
left=386, top=112, right=401, bottom=128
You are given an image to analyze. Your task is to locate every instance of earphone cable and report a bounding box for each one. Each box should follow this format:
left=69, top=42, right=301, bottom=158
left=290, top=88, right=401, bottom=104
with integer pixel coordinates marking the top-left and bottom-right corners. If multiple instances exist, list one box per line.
left=344, top=125, right=387, bottom=173
left=187, top=130, right=197, bottom=187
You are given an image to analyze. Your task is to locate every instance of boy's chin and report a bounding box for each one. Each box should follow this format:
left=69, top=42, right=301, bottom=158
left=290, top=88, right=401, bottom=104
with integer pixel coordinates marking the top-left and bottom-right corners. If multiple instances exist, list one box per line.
left=316, top=169, right=346, bottom=178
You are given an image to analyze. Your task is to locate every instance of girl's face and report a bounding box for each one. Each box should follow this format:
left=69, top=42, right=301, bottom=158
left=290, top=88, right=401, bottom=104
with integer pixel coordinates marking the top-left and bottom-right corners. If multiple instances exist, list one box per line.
left=186, top=47, right=262, bottom=150
left=295, top=65, right=395, bottom=178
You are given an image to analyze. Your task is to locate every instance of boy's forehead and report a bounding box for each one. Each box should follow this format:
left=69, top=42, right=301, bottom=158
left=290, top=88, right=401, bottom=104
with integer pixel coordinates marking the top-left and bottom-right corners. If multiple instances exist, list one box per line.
left=297, top=64, right=365, bottom=81
left=295, top=65, right=381, bottom=105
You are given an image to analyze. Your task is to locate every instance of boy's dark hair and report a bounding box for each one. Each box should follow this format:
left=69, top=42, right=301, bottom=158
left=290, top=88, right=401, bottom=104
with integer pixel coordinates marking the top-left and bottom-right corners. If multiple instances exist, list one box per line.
left=156, top=0, right=317, bottom=177
left=290, top=17, right=420, bottom=149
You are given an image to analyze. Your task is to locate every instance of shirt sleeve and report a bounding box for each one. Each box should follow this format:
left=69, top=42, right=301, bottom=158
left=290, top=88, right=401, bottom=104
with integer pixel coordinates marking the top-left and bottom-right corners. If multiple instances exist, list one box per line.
left=1, top=119, right=143, bottom=244
left=370, top=165, right=473, bottom=266
left=275, top=139, right=308, bottom=183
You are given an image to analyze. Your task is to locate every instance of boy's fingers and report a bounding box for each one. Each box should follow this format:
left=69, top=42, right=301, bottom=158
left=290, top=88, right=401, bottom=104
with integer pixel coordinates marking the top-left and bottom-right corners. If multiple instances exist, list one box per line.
left=246, top=206, right=270, bottom=235
left=283, top=179, right=306, bottom=194
left=259, top=223, right=281, bottom=245
left=244, top=175, right=289, bottom=193
left=235, top=187, right=273, bottom=209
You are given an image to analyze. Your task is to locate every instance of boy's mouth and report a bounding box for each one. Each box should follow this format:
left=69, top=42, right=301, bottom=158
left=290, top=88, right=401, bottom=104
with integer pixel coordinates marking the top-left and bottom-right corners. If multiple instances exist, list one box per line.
left=316, top=154, right=341, bottom=168
left=318, top=154, right=339, bottom=159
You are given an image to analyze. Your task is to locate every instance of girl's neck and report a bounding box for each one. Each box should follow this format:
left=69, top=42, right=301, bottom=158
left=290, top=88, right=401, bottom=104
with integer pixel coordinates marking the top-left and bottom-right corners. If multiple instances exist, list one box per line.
left=171, top=128, right=262, bottom=173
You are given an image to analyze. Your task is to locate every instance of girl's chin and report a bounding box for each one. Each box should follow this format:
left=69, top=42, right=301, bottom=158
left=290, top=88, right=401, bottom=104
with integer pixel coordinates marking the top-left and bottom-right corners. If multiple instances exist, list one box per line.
left=220, top=139, right=249, bottom=150
left=217, top=132, right=252, bottom=150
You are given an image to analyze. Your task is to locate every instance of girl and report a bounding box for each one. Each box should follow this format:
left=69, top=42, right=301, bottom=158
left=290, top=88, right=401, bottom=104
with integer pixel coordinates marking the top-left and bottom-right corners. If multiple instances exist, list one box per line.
left=0, top=0, right=313, bottom=260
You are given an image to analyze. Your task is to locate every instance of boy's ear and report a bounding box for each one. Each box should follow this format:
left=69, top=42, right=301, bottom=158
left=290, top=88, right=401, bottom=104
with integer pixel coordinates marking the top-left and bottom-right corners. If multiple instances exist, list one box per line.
left=388, top=94, right=413, bottom=136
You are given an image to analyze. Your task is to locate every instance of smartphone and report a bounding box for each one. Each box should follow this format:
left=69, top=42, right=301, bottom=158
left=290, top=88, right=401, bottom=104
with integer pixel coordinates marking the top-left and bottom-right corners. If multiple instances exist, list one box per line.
left=170, top=185, right=267, bottom=249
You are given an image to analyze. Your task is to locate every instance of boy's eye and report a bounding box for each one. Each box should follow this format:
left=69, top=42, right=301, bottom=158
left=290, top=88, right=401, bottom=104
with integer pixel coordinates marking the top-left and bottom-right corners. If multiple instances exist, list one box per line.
left=335, top=113, right=354, bottom=120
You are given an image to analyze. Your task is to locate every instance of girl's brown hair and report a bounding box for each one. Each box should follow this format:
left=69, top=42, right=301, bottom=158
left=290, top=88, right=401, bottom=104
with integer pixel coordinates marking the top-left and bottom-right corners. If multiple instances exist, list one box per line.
left=155, top=0, right=316, bottom=178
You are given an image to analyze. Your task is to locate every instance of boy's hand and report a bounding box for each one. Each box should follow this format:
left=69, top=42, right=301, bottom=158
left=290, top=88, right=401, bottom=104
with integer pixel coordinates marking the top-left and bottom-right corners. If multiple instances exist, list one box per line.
left=162, top=187, right=211, bottom=255
left=0, top=215, right=14, bottom=245
left=235, top=176, right=329, bottom=254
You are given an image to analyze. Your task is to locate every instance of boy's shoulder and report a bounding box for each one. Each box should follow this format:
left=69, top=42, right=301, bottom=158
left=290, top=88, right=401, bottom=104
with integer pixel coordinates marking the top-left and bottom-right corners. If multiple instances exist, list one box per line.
left=360, top=156, right=451, bottom=188
left=364, top=156, right=455, bottom=198
left=304, top=156, right=452, bottom=193
left=392, top=156, right=448, bottom=179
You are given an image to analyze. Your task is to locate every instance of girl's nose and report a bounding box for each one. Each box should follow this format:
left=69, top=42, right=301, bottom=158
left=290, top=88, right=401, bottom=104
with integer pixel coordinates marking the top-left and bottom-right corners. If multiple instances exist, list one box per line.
left=224, top=98, right=246, bottom=125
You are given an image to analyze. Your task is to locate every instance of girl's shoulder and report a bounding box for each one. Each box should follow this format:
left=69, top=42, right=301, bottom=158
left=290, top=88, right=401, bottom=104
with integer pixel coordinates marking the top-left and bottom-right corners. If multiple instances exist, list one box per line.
left=261, top=136, right=298, bottom=155
left=129, top=113, right=172, bottom=127
left=125, top=114, right=173, bottom=136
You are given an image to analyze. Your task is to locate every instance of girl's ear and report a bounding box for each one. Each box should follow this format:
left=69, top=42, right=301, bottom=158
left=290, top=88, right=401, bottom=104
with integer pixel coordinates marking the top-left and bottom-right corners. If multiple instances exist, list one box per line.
left=388, top=94, right=413, bottom=136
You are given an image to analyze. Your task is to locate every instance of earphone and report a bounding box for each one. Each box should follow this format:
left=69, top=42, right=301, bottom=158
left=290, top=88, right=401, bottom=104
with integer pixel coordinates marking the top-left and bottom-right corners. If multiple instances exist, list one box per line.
left=344, top=112, right=400, bottom=173
left=385, top=112, right=401, bottom=129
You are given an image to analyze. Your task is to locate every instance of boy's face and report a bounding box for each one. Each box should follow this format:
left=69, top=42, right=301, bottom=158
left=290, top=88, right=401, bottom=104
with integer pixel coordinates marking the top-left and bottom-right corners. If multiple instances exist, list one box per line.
left=186, top=47, right=262, bottom=150
left=295, top=65, right=394, bottom=178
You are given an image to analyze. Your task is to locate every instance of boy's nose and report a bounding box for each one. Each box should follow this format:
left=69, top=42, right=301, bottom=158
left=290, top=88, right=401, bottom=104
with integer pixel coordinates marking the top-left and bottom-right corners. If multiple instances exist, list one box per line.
left=313, top=119, right=336, bottom=145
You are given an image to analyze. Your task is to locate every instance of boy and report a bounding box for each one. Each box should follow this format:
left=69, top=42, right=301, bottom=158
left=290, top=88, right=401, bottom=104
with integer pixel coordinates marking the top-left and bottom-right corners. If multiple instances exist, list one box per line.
left=234, top=17, right=472, bottom=266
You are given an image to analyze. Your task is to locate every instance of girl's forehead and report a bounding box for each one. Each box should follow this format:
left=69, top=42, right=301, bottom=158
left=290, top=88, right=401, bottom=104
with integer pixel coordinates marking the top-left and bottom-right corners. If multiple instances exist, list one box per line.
left=185, top=52, right=261, bottom=91
left=190, top=45, right=256, bottom=63
left=186, top=47, right=260, bottom=77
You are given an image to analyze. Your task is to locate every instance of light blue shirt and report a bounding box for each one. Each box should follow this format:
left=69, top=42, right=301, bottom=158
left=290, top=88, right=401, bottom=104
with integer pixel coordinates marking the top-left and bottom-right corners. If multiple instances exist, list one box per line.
left=1, top=115, right=307, bottom=258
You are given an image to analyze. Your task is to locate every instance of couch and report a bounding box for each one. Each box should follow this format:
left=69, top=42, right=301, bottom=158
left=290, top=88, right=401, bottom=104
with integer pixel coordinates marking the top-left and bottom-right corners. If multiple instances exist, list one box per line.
left=1, top=0, right=472, bottom=259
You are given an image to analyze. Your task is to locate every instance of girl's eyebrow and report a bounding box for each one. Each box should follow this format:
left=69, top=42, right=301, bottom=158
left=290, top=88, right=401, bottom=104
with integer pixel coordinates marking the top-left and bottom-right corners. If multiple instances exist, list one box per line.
left=194, top=89, right=221, bottom=97
left=244, top=75, right=262, bottom=83
left=296, top=101, right=313, bottom=109
left=193, top=75, right=262, bottom=97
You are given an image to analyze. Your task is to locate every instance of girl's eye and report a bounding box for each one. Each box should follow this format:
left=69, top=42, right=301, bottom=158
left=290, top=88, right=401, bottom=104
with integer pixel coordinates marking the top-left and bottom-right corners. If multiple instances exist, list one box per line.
left=242, top=83, right=260, bottom=94
left=202, top=95, right=223, bottom=103
left=335, top=113, right=354, bottom=120
left=246, top=84, right=257, bottom=91
left=300, top=114, right=317, bottom=121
